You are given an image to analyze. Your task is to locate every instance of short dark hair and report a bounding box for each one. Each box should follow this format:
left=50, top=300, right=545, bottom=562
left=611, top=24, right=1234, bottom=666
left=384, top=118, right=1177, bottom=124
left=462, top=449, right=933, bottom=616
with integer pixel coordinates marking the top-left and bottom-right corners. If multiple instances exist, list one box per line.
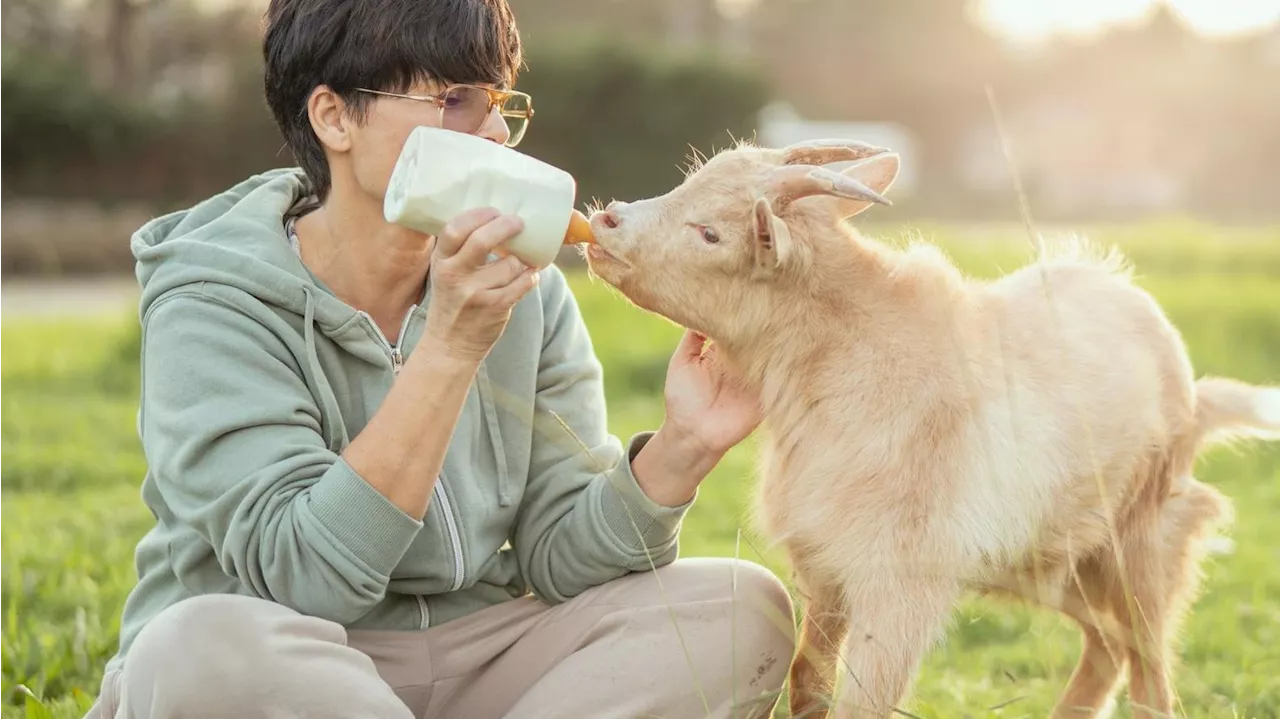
left=263, top=0, right=523, bottom=200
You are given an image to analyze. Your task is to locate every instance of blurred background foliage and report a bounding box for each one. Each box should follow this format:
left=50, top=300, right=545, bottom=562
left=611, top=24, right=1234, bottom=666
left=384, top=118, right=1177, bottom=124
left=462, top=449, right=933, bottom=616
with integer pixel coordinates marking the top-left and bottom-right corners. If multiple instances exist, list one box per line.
left=3, top=0, right=1279, bottom=276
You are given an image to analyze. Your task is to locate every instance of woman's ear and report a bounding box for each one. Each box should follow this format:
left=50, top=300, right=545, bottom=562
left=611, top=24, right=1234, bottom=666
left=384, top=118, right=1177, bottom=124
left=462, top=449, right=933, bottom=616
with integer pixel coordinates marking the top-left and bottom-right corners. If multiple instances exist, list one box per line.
left=307, top=85, right=353, bottom=154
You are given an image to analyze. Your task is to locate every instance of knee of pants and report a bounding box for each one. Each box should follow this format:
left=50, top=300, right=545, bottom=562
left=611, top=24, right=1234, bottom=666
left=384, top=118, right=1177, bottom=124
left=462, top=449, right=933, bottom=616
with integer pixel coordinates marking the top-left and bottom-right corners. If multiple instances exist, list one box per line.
left=726, top=560, right=795, bottom=631
left=672, top=558, right=795, bottom=634
left=678, top=560, right=796, bottom=707
left=720, top=560, right=796, bottom=668
left=659, top=559, right=797, bottom=663
left=119, top=594, right=345, bottom=713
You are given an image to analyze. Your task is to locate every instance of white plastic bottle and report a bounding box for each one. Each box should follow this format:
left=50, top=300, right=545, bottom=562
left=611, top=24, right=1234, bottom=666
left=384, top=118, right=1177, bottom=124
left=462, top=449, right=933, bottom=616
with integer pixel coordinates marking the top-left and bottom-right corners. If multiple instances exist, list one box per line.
left=383, top=125, right=595, bottom=269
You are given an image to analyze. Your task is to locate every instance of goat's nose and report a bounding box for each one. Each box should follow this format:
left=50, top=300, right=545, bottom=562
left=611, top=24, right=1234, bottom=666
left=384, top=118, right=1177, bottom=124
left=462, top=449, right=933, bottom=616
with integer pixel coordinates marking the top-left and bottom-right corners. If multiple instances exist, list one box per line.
left=600, top=206, right=622, bottom=229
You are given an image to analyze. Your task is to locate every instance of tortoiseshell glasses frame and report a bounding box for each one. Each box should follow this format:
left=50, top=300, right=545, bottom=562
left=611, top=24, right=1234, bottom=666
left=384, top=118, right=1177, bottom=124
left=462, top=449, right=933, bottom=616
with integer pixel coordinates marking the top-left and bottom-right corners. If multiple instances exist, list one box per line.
left=355, top=84, right=534, bottom=147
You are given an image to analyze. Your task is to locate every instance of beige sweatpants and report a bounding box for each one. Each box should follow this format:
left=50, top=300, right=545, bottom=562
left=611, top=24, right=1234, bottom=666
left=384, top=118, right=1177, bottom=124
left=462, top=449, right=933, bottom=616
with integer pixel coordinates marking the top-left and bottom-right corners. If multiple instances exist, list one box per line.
left=86, top=558, right=796, bottom=719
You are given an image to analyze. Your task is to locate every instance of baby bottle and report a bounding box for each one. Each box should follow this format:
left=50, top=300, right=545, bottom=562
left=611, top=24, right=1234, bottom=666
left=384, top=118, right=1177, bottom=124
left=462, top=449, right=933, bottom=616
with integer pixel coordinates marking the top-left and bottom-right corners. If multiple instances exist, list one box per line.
left=383, top=125, right=595, bottom=270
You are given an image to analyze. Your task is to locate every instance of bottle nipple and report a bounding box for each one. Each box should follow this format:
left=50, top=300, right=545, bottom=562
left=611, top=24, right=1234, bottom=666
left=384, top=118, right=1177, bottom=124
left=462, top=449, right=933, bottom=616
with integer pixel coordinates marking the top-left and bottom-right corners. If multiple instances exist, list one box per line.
left=563, top=209, right=595, bottom=245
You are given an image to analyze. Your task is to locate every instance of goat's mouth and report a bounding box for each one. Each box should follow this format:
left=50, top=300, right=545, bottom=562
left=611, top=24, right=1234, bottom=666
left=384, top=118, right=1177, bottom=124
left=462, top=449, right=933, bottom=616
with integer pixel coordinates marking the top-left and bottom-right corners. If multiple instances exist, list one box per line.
left=584, top=242, right=630, bottom=269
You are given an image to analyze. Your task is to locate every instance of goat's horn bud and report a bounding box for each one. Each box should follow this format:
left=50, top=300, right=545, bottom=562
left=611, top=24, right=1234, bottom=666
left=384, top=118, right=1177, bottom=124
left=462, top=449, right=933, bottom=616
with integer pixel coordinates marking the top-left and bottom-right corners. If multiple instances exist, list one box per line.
left=780, top=139, right=890, bottom=167
left=768, top=165, right=892, bottom=208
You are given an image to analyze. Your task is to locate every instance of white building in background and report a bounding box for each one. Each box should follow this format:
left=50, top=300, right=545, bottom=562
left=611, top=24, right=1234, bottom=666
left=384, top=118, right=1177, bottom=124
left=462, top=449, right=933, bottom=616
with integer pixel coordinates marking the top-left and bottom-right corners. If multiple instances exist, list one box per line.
left=755, top=102, right=920, bottom=196
left=954, top=94, right=1192, bottom=215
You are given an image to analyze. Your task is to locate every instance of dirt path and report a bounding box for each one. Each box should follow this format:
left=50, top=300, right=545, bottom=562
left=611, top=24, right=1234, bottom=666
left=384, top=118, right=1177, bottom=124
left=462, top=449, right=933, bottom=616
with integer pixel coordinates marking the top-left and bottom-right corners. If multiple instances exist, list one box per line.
left=1, top=275, right=140, bottom=319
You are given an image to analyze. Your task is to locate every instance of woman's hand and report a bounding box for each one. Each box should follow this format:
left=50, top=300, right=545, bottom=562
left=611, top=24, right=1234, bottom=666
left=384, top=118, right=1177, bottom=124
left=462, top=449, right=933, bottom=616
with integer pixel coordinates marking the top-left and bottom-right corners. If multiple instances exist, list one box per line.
left=423, top=207, right=540, bottom=364
left=631, top=330, right=763, bottom=507
left=661, top=330, right=763, bottom=455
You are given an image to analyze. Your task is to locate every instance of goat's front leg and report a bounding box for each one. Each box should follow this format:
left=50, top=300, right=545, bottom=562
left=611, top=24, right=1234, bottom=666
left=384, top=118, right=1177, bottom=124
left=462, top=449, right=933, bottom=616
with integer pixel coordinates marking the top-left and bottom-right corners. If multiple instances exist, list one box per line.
left=788, top=575, right=849, bottom=719
left=829, top=572, right=959, bottom=719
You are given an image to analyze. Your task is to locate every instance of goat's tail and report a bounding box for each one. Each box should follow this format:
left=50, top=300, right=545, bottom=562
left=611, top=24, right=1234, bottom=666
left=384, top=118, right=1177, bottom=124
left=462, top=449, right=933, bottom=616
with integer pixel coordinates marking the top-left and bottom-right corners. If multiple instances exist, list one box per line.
left=1192, top=376, right=1280, bottom=448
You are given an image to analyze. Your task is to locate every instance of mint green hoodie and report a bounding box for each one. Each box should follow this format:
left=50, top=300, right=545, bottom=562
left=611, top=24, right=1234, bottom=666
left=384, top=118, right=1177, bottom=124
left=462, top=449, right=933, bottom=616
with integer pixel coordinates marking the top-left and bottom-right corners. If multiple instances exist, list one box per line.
left=107, top=167, right=693, bottom=674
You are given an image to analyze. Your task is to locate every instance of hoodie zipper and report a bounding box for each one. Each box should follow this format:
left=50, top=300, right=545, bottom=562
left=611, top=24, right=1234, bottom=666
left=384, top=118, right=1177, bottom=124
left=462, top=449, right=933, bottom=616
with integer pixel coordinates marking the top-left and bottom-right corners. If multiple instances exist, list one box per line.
left=359, top=305, right=417, bottom=375
left=416, top=595, right=430, bottom=629
left=409, top=482, right=463, bottom=631
left=357, top=306, right=466, bottom=626
left=433, top=477, right=465, bottom=591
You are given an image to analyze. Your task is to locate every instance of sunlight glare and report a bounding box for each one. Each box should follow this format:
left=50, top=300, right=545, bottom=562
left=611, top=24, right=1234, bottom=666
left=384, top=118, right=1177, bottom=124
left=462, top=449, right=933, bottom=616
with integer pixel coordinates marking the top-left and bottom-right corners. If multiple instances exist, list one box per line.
left=978, top=0, right=1280, bottom=40
left=1167, top=0, right=1280, bottom=36
left=978, top=0, right=1153, bottom=40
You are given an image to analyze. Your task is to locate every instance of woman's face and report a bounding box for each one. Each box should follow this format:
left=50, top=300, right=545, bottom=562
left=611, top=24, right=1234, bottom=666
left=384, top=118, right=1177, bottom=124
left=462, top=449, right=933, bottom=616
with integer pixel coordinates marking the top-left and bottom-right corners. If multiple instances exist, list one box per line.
left=322, top=80, right=513, bottom=205
left=307, top=81, right=512, bottom=208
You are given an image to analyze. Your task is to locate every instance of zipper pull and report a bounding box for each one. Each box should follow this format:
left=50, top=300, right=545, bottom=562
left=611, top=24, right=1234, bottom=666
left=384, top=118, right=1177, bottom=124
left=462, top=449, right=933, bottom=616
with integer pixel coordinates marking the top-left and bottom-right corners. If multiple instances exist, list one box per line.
left=391, top=347, right=404, bottom=375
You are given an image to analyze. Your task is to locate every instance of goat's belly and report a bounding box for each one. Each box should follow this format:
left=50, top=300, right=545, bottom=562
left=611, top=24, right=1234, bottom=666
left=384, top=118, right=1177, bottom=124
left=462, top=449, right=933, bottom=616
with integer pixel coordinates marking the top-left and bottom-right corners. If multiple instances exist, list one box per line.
left=944, top=453, right=1142, bottom=578
left=942, top=467, right=1067, bottom=570
left=754, top=424, right=1137, bottom=583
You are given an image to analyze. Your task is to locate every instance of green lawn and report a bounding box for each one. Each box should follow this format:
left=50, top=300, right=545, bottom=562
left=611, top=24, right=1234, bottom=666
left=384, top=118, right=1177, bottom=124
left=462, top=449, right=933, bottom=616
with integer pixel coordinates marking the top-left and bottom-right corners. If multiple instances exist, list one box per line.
left=4, top=220, right=1279, bottom=718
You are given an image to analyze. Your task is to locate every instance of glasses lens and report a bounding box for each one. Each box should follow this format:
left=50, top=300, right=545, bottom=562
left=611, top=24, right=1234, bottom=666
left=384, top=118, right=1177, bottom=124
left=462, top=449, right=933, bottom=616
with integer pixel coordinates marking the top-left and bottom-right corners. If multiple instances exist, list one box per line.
left=440, top=86, right=491, bottom=134
left=500, top=93, right=531, bottom=147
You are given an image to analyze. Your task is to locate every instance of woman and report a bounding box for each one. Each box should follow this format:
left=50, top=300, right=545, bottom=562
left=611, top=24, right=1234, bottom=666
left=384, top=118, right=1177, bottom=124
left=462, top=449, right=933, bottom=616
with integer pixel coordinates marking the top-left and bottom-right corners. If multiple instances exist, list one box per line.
left=85, top=1, right=795, bottom=718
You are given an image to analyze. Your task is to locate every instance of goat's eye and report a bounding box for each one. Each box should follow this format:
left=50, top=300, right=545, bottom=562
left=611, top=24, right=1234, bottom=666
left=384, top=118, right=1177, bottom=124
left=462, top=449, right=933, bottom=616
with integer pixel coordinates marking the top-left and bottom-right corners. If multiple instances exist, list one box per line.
left=699, top=226, right=720, bottom=244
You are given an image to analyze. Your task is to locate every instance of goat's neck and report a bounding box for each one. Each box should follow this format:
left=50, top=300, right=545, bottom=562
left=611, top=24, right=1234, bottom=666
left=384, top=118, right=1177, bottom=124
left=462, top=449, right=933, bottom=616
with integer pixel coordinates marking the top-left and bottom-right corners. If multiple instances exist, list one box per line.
left=725, top=229, right=977, bottom=424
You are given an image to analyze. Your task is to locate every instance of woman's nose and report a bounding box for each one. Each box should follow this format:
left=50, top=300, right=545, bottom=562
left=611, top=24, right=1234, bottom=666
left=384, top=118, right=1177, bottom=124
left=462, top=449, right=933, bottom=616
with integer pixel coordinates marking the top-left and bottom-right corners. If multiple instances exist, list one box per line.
left=476, top=106, right=511, bottom=145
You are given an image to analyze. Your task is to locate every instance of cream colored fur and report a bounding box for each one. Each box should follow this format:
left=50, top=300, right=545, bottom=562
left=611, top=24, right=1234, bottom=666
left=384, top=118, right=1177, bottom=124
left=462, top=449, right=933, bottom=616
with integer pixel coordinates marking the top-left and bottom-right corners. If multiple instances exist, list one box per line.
left=582, top=140, right=1280, bottom=719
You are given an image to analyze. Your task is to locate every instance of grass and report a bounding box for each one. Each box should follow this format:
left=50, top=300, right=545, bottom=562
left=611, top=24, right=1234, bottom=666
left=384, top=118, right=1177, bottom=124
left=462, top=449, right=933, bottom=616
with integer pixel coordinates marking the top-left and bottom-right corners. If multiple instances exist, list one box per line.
left=3, top=219, right=1279, bottom=718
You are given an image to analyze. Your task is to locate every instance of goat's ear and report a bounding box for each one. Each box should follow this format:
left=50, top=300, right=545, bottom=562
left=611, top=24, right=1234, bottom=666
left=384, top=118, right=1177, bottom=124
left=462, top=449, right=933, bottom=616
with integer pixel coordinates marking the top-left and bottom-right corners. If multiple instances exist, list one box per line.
left=830, top=153, right=900, bottom=219
left=752, top=196, right=792, bottom=277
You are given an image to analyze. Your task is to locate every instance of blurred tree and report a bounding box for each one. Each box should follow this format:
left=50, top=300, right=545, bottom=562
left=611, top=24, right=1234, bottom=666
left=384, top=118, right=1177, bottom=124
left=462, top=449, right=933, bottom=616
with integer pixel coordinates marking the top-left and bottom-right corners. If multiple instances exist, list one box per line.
left=514, top=36, right=771, bottom=206
left=508, top=0, right=719, bottom=48
left=3, top=0, right=1278, bottom=226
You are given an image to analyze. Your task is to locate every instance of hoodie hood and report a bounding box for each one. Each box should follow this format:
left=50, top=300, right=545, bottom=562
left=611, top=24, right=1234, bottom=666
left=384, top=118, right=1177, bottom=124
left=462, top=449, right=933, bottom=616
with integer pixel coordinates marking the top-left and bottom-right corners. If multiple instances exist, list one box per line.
left=131, top=167, right=404, bottom=448
left=132, top=167, right=366, bottom=339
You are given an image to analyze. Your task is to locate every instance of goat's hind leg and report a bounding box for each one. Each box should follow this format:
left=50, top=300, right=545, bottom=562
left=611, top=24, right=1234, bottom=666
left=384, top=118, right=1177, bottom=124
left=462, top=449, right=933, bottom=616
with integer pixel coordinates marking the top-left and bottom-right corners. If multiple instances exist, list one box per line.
left=1050, top=566, right=1128, bottom=719
left=1053, top=622, right=1127, bottom=719
left=1109, top=517, right=1177, bottom=718
left=982, top=562, right=1128, bottom=719
left=1114, top=476, right=1232, bottom=719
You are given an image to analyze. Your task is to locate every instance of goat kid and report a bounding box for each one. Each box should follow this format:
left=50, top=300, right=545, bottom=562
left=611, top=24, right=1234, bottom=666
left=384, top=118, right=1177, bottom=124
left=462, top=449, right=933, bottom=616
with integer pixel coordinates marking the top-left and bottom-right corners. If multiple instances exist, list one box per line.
left=580, top=139, right=1280, bottom=719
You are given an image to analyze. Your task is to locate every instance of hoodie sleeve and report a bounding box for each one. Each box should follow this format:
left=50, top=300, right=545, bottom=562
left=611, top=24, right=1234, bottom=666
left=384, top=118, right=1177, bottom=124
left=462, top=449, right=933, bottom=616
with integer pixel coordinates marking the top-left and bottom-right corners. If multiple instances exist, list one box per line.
left=509, top=266, right=695, bottom=603
left=139, top=291, right=424, bottom=624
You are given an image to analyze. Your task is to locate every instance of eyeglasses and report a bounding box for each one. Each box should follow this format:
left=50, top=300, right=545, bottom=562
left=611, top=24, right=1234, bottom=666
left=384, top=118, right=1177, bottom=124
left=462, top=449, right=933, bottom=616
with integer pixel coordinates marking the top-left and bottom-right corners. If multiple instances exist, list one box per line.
left=354, top=84, right=534, bottom=147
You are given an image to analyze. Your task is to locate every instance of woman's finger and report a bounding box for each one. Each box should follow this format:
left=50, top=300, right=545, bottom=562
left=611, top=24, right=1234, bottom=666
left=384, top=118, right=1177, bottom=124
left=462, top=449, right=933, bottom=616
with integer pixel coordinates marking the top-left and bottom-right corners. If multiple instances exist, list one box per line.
left=484, top=266, right=540, bottom=307
left=471, top=254, right=530, bottom=290
left=436, top=207, right=501, bottom=258
left=454, top=214, right=525, bottom=268
left=674, top=329, right=708, bottom=363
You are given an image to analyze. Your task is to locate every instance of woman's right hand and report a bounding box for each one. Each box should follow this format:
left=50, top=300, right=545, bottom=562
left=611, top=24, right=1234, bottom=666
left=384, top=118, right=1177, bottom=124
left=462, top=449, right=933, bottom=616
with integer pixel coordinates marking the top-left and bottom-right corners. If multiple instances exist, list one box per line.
left=422, top=207, right=541, bottom=364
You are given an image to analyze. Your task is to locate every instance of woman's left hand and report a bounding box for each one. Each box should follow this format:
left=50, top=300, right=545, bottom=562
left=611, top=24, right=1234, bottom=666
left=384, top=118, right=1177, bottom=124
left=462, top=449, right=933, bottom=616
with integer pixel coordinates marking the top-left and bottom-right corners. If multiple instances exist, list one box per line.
left=631, top=330, right=763, bottom=507
left=661, top=330, right=762, bottom=456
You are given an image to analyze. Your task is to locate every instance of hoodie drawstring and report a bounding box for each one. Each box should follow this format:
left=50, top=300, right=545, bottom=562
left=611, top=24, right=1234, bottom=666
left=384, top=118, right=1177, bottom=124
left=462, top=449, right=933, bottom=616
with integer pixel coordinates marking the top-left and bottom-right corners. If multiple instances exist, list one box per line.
left=302, top=285, right=349, bottom=451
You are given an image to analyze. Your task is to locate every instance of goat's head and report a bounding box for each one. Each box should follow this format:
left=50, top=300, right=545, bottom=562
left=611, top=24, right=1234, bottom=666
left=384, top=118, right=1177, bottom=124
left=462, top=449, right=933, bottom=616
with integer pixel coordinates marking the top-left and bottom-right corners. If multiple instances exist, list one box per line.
left=583, top=138, right=901, bottom=343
